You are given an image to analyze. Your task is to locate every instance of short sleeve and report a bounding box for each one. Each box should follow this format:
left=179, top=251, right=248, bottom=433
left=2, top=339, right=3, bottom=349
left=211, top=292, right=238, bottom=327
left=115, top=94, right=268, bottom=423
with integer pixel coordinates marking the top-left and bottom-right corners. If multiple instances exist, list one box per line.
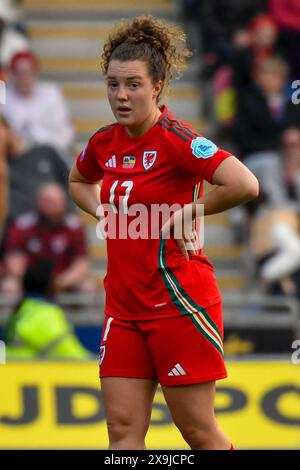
left=76, top=137, right=104, bottom=182
left=175, top=135, right=233, bottom=184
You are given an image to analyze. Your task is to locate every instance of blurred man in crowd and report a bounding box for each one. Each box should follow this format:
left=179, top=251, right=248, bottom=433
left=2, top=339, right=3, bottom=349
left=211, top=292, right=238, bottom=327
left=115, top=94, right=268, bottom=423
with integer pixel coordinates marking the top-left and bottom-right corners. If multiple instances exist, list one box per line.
left=0, top=118, right=71, bottom=223
left=2, top=183, right=93, bottom=295
left=4, top=259, right=91, bottom=359
left=1, top=51, right=74, bottom=160
left=234, top=56, right=300, bottom=206
left=232, top=13, right=280, bottom=91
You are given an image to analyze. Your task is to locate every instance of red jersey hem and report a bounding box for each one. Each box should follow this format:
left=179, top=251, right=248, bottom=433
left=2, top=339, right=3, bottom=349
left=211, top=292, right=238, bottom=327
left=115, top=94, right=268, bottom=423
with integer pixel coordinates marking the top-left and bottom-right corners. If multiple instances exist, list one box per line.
left=104, top=296, right=222, bottom=321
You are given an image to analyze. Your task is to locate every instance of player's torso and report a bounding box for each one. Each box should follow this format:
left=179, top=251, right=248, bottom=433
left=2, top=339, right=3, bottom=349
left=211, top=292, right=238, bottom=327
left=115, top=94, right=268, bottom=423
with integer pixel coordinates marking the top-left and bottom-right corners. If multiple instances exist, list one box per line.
left=99, top=124, right=193, bottom=210
left=93, top=123, right=218, bottom=319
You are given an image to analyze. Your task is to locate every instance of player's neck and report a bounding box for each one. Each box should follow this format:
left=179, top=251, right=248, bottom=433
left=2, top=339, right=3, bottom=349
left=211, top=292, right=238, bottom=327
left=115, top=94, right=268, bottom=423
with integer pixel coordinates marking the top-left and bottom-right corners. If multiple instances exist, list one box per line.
left=125, top=107, right=161, bottom=137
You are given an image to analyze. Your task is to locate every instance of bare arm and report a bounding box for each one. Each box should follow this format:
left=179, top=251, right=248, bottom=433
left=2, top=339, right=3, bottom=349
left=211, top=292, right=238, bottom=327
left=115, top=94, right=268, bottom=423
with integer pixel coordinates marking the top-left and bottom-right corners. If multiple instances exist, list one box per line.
left=161, top=156, right=259, bottom=259
left=4, top=252, right=27, bottom=277
left=69, top=163, right=102, bottom=219
left=194, top=156, right=259, bottom=217
left=54, top=257, right=89, bottom=292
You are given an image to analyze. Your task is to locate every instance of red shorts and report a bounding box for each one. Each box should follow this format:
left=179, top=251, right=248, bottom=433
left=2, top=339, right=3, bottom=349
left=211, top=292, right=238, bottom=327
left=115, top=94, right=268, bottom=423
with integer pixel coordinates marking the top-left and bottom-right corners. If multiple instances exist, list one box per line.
left=99, top=302, right=227, bottom=386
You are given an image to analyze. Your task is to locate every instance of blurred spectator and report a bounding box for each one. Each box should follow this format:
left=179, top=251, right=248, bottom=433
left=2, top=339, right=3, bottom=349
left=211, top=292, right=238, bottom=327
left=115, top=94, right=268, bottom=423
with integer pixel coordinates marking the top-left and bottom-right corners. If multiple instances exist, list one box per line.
left=232, top=13, right=280, bottom=90
left=0, top=0, right=29, bottom=75
left=0, top=273, right=21, bottom=296
left=269, top=0, right=300, bottom=79
left=8, top=145, right=71, bottom=221
left=0, top=119, right=71, bottom=223
left=4, top=259, right=91, bottom=359
left=199, top=0, right=266, bottom=75
left=0, top=120, right=8, bottom=235
left=179, top=0, right=267, bottom=119
left=2, top=183, right=94, bottom=295
left=250, top=204, right=300, bottom=297
left=213, top=13, right=280, bottom=128
left=283, top=128, right=300, bottom=203
left=234, top=56, right=300, bottom=206
left=1, top=51, right=75, bottom=160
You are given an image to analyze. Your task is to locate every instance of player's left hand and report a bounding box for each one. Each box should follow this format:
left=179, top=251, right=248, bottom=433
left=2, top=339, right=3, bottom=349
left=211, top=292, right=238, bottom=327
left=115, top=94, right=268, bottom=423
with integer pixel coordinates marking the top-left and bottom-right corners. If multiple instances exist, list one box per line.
left=160, top=205, right=200, bottom=260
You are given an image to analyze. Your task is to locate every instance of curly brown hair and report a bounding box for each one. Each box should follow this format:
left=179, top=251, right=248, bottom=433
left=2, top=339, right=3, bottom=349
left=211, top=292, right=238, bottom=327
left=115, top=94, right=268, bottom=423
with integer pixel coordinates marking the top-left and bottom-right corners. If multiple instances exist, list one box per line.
left=100, top=15, right=191, bottom=99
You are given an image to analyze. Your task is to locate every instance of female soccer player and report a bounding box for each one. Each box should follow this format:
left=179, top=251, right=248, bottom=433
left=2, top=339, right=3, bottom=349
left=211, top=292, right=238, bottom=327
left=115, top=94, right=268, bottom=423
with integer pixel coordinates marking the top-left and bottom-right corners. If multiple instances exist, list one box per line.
left=69, top=15, right=259, bottom=450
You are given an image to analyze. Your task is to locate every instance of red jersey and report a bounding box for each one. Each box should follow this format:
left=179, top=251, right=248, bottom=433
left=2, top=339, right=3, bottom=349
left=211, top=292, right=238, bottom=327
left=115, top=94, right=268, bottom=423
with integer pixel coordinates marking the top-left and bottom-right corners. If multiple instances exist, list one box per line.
left=5, top=212, right=87, bottom=274
left=77, top=105, right=233, bottom=320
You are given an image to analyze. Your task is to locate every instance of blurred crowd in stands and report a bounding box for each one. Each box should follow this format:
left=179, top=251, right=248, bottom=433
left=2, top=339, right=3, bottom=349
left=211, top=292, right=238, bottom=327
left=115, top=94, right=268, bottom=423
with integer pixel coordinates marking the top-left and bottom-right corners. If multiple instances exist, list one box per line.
left=0, top=1, right=96, bottom=304
left=0, top=0, right=95, bottom=358
left=181, top=0, right=300, bottom=298
left=1, top=0, right=300, bottom=332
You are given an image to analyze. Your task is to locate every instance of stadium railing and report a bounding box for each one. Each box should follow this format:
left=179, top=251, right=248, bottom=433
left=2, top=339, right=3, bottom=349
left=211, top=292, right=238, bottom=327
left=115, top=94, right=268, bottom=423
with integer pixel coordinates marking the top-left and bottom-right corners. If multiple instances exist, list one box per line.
left=0, top=292, right=299, bottom=333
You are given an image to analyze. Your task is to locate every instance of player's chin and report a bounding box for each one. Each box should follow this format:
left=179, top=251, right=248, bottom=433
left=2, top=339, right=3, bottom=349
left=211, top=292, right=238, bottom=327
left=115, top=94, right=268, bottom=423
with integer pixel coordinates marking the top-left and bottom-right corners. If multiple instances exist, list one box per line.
left=114, top=109, right=129, bottom=119
left=116, top=115, right=131, bottom=122
left=116, top=114, right=135, bottom=125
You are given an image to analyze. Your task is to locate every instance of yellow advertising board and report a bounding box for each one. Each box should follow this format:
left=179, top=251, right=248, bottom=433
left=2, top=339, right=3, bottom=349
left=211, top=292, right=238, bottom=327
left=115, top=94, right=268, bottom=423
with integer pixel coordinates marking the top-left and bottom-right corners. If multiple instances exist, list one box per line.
left=0, top=361, right=299, bottom=449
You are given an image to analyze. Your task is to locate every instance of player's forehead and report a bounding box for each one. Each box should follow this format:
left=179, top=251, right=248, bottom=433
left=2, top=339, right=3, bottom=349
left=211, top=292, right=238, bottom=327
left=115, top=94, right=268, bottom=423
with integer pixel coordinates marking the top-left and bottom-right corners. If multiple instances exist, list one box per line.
left=106, top=59, right=149, bottom=81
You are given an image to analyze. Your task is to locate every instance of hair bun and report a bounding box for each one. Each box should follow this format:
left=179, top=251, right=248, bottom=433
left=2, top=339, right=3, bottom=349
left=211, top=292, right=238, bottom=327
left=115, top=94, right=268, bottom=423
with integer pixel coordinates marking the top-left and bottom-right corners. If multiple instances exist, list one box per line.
left=101, top=15, right=191, bottom=89
left=129, top=30, right=163, bottom=52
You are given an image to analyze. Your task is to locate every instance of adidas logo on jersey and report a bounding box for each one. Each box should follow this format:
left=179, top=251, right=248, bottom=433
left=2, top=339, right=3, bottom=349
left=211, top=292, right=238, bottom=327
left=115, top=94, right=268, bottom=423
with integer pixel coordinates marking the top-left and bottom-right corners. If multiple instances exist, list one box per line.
left=167, top=363, right=187, bottom=376
left=105, top=155, right=116, bottom=168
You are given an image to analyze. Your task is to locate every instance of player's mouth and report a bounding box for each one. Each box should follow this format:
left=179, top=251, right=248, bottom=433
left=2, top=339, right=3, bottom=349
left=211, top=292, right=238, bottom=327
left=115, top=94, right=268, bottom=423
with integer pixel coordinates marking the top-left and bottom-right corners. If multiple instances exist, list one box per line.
left=117, top=106, right=131, bottom=115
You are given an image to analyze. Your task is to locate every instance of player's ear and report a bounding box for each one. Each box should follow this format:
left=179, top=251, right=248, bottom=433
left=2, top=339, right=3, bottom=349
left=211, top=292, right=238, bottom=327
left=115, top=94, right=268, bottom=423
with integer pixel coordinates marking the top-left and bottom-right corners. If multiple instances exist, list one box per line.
left=152, top=80, right=163, bottom=100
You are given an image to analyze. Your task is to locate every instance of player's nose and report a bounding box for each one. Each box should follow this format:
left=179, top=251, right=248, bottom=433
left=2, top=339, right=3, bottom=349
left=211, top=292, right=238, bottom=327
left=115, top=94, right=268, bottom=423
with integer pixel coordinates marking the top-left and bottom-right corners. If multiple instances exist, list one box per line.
left=116, top=85, right=128, bottom=101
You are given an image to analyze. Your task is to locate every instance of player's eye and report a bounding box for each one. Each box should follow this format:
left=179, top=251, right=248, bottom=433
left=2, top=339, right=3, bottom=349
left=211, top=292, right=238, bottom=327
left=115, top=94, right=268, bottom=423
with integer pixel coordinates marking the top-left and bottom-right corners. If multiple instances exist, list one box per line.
left=129, top=83, right=140, bottom=89
left=108, top=82, right=118, bottom=89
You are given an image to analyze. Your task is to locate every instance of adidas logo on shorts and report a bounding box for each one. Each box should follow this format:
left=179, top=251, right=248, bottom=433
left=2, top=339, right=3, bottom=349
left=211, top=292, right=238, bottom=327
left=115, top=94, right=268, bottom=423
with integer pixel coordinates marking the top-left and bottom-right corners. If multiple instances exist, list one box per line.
left=167, top=363, right=187, bottom=376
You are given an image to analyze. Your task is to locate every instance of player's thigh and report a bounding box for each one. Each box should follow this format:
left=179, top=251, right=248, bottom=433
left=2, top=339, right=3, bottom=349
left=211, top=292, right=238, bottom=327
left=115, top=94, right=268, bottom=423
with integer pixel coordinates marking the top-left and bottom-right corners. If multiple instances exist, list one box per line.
left=100, top=316, right=158, bottom=434
left=162, top=381, right=217, bottom=431
left=101, top=377, right=157, bottom=434
left=141, top=303, right=227, bottom=387
left=100, top=316, right=156, bottom=379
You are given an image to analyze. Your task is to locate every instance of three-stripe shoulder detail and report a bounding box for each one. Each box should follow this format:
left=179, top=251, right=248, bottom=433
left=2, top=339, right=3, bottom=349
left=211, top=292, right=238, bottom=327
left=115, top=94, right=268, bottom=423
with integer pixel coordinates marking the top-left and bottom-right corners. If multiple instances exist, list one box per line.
left=160, top=116, right=199, bottom=142
left=90, top=122, right=117, bottom=140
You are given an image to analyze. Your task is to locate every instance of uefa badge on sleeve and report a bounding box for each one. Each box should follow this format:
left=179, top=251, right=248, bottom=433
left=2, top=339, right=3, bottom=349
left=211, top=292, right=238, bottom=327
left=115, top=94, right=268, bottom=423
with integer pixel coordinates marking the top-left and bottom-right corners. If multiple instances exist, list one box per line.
left=190, top=137, right=218, bottom=159
left=143, top=150, right=157, bottom=170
